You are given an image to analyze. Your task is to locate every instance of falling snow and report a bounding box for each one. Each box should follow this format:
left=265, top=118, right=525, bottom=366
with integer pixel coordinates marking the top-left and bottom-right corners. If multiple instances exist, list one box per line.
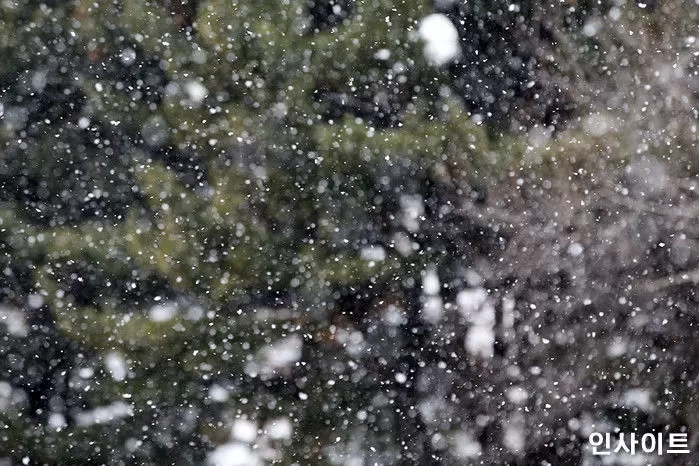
left=0, top=0, right=697, bottom=464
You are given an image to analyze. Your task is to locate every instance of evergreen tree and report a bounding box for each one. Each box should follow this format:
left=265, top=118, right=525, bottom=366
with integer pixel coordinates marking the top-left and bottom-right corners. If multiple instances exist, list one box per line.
left=0, top=0, right=696, bottom=464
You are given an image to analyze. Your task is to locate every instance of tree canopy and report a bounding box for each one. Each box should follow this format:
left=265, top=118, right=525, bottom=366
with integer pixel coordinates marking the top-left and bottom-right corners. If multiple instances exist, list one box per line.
left=0, top=0, right=697, bottom=464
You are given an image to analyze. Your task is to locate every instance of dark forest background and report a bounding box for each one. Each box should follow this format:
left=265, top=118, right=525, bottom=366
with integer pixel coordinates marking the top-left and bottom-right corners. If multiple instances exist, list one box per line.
left=0, top=0, right=697, bottom=464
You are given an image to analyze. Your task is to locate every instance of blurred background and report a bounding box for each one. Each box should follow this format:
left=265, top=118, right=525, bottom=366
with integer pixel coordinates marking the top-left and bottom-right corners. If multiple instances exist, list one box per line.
left=0, top=0, right=697, bottom=464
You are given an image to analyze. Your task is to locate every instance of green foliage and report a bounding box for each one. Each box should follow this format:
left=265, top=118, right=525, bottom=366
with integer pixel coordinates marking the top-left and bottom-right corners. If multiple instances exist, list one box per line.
left=0, top=0, right=696, bottom=464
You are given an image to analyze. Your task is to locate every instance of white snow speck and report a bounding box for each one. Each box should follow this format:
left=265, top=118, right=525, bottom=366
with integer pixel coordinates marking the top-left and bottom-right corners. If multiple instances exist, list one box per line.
left=75, top=401, right=133, bottom=426
left=264, top=334, right=302, bottom=370
left=207, top=442, right=261, bottom=466
left=120, top=48, right=137, bottom=65
left=568, top=242, right=584, bottom=257
left=383, top=305, right=407, bottom=326
left=506, top=386, right=529, bottom=405
left=48, top=412, right=67, bottom=430
left=374, top=48, right=391, bottom=60
left=27, top=293, right=44, bottom=309
left=418, top=14, right=460, bottom=66
left=622, top=388, right=653, bottom=411
left=457, top=287, right=487, bottom=316
left=607, top=338, right=628, bottom=357
left=105, top=352, right=127, bottom=381
left=265, top=417, right=293, bottom=440
left=503, top=413, right=525, bottom=451
left=31, top=70, right=47, bottom=91
left=209, top=384, right=230, bottom=402
left=360, top=245, right=386, bottom=262
left=232, top=419, right=257, bottom=443
left=465, top=325, right=494, bottom=358
left=400, top=195, right=424, bottom=232
left=0, top=305, right=28, bottom=337
left=422, top=295, right=444, bottom=324
left=150, top=302, right=177, bottom=322
left=245, top=334, right=303, bottom=377
left=422, top=268, right=440, bottom=295
left=583, top=19, right=602, bottom=37
left=451, top=431, right=482, bottom=459
left=609, top=7, right=622, bottom=20
left=184, top=80, right=209, bottom=105
left=464, top=269, right=484, bottom=287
